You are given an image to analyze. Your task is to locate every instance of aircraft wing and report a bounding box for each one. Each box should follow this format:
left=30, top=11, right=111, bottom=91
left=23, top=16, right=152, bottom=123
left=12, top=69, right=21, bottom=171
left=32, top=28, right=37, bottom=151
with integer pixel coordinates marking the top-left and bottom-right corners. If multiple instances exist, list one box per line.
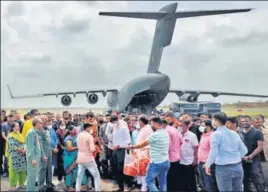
left=7, top=84, right=118, bottom=99
left=169, top=89, right=268, bottom=98
left=174, top=8, right=252, bottom=19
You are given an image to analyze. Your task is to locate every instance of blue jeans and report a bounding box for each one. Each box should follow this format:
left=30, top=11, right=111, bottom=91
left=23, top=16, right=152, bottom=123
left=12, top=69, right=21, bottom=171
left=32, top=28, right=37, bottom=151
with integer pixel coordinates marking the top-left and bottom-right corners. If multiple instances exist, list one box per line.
left=216, top=163, right=243, bottom=192
left=198, top=162, right=213, bottom=191
left=145, top=160, right=170, bottom=192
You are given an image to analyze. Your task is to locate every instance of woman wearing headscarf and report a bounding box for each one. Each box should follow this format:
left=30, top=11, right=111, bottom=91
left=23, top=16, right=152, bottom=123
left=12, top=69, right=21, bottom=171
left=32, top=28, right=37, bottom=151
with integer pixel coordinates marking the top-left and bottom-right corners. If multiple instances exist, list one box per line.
left=63, top=125, right=88, bottom=191
left=6, top=122, right=27, bottom=191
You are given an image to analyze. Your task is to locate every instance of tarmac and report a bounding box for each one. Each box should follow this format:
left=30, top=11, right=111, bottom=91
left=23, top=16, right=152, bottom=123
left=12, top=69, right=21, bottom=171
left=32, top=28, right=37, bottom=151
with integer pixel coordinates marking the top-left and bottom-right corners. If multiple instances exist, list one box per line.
left=1, top=162, right=267, bottom=191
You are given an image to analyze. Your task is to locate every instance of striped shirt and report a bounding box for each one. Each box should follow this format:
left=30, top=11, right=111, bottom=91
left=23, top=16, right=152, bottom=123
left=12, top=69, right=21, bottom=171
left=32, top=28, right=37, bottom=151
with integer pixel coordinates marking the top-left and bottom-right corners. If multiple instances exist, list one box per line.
left=148, top=129, right=169, bottom=163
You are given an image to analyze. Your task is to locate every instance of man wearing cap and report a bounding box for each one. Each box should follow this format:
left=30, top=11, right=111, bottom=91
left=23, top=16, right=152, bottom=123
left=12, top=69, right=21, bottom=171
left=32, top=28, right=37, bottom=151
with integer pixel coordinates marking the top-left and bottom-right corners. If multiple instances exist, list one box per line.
left=22, top=109, right=39, bottom=139
left=1, top=114, right=15, bottom=177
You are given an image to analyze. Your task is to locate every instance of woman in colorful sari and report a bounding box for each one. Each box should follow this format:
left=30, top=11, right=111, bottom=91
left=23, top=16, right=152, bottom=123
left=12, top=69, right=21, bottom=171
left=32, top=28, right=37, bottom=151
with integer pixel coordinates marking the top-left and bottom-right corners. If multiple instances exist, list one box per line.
left=6, top=122, right=27, bottom=191
left=63, top=125, right=88, bottom=191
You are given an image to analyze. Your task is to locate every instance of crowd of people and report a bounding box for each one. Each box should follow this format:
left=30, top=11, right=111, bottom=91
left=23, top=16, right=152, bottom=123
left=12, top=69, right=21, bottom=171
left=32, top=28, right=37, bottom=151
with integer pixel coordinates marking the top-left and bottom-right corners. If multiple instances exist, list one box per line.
left=0, top=108, right=267, bottom=192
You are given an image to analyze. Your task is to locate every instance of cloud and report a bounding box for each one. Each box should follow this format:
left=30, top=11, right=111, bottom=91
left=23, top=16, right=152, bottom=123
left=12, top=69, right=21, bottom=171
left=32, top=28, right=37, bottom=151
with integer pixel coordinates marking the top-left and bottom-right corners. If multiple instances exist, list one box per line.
left=19, top=52, right=52, bottom=64
left=4, top=1, right=25, bottom=17
left=1, top=1, right=268, bottom=109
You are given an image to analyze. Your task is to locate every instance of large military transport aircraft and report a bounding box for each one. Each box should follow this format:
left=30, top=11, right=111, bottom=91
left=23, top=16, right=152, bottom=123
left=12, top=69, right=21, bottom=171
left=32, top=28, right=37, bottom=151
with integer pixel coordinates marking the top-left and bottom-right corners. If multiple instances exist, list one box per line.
left=7, top=3, right=268, bottom=114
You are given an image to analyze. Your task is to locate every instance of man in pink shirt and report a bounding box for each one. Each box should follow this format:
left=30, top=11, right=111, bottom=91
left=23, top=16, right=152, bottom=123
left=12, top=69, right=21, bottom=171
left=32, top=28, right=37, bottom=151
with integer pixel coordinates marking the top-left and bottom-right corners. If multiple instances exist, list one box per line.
left=197, top=120, right=214, bottom=192
left=75, top=123, right=101, bottom=191
left=135, top=116, right=153, bottom=191
left=164, top=118, right=183, bottom=191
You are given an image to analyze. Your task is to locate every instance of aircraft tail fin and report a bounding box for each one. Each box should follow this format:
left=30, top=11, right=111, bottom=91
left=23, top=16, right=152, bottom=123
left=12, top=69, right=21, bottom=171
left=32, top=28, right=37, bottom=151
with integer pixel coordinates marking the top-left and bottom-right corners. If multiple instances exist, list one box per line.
left=99, top=4, right=252, bottom=73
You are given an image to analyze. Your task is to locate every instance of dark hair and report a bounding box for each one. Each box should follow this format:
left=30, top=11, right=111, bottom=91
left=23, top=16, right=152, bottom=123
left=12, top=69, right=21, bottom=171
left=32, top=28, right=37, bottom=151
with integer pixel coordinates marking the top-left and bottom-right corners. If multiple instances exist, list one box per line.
left=162, top=119, right=168, bottom=124
left=105, top=113, right=111, bottom=117
left=57, top=120, right=65, bottom=129
left=203, top=120, right=213, bottom=129
left=254, top=115, right=264, bottom=121
left=227, top=117, right=238, bottom=126
left=193, top=117, right=200, bottom=122
left=257, top=114, right=265, bottom=120
left=83, top=123, right=93, bottom=130
left=62, top=111, right=69, bottom=116
left=139, top=116, right=149, bottom=125
left=151, top=117, right=162, bottom=125
left=8, top=114, right=14, bottom=118
left=86, top=112, right=95, bottom=118
left=30, top=109, right=38, bottom=116
left=179, top=113, right=188, bottom=117
left=165, top=112, right=174, bottom=118
left=241, top=115, right=252, bottom=120
left=213, top=112, right=228, bottom=125
left=10, top=122, right=16, bottom=132
left=67, top=125, right=75, bottom=131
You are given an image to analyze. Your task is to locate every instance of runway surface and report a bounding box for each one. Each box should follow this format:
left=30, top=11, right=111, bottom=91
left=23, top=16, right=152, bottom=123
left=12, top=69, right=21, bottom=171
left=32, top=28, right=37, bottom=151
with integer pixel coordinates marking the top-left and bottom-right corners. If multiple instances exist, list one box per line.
left=1, top=162, right=267, bottom=191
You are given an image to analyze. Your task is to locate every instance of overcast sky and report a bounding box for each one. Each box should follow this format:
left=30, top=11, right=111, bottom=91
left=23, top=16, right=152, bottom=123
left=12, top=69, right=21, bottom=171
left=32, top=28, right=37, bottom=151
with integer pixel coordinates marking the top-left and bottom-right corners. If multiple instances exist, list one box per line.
left=1, top=1, right=268, bottom=109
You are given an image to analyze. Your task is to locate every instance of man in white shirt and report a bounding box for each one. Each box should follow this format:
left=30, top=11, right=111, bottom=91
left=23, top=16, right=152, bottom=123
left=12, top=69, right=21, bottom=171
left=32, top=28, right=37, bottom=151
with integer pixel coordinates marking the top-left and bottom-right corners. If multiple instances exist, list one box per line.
left=178, top=118, right=199, bottom=191
left=108, top=115, right=131, bottom=192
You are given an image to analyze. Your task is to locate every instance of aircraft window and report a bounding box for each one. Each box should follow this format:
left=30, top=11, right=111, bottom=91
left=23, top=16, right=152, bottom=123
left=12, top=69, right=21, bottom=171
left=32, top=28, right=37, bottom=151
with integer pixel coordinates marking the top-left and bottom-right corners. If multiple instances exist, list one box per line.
left=181, top=104, right=198, bottom=108
left=207, top=103, right=221, bottom=108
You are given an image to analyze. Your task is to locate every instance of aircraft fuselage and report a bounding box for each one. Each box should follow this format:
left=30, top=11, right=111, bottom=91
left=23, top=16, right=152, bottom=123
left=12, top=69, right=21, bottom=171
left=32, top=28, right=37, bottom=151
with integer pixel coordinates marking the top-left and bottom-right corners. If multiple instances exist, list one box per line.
left=107, top=73, right=170, bottom=114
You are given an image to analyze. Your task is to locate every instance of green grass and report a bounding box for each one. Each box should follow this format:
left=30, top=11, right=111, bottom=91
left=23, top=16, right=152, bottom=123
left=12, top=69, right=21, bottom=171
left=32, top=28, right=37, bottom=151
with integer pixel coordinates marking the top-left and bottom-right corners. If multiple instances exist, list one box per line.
left=4, top=106, right=268, bottom=118
left=157, top=106, right=268, bottom=118
left=222, top=106, right=268, bottom=118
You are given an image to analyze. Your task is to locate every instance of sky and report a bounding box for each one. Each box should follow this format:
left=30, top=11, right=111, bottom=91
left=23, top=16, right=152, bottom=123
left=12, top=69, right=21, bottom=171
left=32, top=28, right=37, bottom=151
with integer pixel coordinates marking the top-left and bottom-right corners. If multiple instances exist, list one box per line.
left=1, top=1, right=268, bottom=109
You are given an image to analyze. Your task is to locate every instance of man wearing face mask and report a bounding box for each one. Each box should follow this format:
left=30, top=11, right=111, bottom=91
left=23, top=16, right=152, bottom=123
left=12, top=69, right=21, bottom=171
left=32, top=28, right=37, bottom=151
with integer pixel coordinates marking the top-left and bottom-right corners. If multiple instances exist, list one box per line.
left=197, top=120, right=215, bottom=192
left=47, top=119, right=58, bottom=184
left=38, top=115, right=53, bottom=192
left=240, top=115, right=266, bottom=192
left=205, top=112, right=248, bottom=192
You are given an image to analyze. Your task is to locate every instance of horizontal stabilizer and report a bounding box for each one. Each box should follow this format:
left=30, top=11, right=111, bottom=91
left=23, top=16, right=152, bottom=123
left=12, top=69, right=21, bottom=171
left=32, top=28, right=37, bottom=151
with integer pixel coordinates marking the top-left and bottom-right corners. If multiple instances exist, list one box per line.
left=174, top=8, right=252, bottom=19
left=99, top=8, right=252, bottom=20
left=99, top=12, right=165, bottom=19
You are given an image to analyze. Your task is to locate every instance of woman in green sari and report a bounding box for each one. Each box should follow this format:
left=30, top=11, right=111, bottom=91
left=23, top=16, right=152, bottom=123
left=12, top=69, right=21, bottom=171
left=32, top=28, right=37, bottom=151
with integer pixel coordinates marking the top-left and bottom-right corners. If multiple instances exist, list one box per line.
left=6, top=122, right=27, bottom=191
left=63, top=125, right=88, bottom=191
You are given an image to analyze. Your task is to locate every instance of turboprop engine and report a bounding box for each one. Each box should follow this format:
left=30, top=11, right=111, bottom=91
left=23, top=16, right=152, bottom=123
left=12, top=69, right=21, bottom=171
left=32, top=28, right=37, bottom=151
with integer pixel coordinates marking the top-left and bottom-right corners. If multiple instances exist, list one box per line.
left=87, top=93, right=98, bottom=104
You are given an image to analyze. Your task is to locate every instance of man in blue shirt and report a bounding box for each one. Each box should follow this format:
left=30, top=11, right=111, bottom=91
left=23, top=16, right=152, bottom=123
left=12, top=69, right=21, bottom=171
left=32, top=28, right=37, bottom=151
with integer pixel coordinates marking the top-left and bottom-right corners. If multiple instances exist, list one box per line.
left=205, top=112, right=248, bottom=192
